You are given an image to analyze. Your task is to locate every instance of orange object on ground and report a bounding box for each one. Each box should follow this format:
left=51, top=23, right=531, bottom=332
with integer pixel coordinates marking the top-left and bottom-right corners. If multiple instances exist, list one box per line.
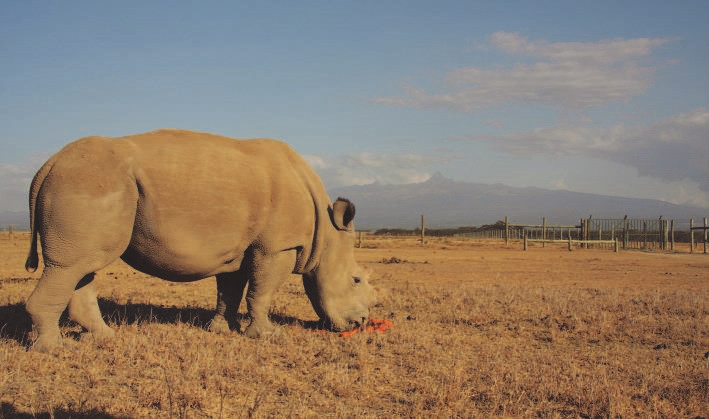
left=338, top=318, right=394, bottom=337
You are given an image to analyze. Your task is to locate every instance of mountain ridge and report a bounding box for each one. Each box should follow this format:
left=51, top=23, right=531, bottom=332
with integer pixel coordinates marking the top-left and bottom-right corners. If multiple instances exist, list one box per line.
left=330, top=173, right=707, bottom=230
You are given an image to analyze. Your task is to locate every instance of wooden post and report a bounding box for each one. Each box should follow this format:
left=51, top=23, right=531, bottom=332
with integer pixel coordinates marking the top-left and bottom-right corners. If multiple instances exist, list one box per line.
left=623, top=215, right=629, bottom=250
left=690, top=218, right=695, bottom=253
left=662, top=218, right=668, bottom=251
left=420, top=215, right=425, bottom=245
left=568, top=235, right=572, bottom=251
left=704, top=218, right=708, bottom=254
left=523, top=232, right=528, bottom=251
left=670, top=219, right=675, bottom=252
left=614, top=238, right=619, bottom=253
left=356, top=231, right=363, bottom=248
left=542, top=217, right=547, bottom=248
left=504, top=216, right=509, bottom=247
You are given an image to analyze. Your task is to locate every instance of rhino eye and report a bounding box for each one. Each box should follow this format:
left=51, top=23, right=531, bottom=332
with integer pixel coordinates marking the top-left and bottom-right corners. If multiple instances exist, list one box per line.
left=353, top=276, right=362, bottom=285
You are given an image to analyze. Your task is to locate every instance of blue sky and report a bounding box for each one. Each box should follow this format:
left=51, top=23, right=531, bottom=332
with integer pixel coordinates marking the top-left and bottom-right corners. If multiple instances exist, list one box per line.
left=2, top=1, right=708, bottom=213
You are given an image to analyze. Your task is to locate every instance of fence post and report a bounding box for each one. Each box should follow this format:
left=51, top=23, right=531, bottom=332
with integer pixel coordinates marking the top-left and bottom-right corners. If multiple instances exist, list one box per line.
left=504, top=216, right=509, bottom=246
left=580, top=219, right=584, bottom=248
left=420, top=215, right=426, bottom=246
left=542, top=216, right=547, bottom=248
left=614, top=238, right=619, bottom=253
left=690, top=218, right=695, bottom=253
left=623, top=215, right=628, bottom=250
left=568, top=235, right=572, bottom=251
left=523, top=231, right=528, bottom=251
left=704, top=218, right=708, bottom=254
left=670, top=219, right=675, bottom=252
left=662, top=217, right=668, bottom=251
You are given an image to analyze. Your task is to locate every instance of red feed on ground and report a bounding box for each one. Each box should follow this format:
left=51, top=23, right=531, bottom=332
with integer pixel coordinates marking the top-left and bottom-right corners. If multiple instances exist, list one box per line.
left=339, top=319, right=394, bottom=337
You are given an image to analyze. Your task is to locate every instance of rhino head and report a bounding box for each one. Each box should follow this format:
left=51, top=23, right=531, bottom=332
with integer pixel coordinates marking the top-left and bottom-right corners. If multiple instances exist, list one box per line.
left=303, top=198, right=373, bottom=331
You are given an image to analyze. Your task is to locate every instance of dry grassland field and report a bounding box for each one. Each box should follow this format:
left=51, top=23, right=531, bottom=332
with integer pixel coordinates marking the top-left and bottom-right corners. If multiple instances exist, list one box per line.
left=1, top=232, right=708, bottom=418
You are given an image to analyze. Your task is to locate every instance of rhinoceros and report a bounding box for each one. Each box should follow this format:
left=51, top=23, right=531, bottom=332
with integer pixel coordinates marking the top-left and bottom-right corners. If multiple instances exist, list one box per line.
left=24, top=129, right=373, bottom=352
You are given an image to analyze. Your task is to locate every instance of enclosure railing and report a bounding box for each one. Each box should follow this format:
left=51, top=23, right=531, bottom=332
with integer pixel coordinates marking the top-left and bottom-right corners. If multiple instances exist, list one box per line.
left=690, top=218, right=708, bottom=254
left=444, top=215, right=707, bottom=253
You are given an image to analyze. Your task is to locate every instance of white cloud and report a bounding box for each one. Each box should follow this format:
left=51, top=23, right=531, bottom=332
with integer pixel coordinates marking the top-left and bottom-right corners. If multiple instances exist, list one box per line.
left=489, top=32, right=670, bottom=65
left=304, top=152, right=442, bottom=188
left=373, top=32, right=672, bottom=111
left=466, top=108, right=709, bottom=196
left=0, top=155, right=47, bottom=212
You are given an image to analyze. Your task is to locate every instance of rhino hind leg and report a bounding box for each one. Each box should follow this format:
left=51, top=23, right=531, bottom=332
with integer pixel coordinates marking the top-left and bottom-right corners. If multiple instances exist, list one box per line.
left=26, top=266, right=109, bottom=352
left=26, top=235, right=130, bottom=352
left=68, top=274, right=115, bottom=340
left=209, top=271, right=248, bottom=333
left=244, top=249, right=296, bottom=338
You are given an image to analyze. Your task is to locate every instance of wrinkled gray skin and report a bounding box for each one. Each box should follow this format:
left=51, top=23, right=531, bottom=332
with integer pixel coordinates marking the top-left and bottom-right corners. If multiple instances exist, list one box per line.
left=25, top=129, right=373, bottom=352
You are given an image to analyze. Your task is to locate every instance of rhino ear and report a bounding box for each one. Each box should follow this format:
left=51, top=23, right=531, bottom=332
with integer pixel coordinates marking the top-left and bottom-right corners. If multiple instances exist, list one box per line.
left=331, top=197, right=356, bottom=231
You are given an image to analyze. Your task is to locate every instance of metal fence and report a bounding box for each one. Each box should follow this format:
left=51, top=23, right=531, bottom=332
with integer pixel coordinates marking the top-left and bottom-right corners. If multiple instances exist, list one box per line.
left=584, top=217, right=667, bottom=250
left=452, top=215, right=707, bottom=252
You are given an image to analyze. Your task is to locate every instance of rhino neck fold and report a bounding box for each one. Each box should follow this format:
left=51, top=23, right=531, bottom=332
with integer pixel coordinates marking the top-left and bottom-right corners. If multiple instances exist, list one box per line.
left=293, top=195, right=326, bottom=275
left=292, top=166, right=332, bottom=275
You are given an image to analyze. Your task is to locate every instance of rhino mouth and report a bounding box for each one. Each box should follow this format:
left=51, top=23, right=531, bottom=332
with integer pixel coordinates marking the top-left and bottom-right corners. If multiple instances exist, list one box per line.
left=325, top=313, right=368, bottom=332
left=349, top=317, right=367, bottom=330
left=313, top=313, right=366, bottom=332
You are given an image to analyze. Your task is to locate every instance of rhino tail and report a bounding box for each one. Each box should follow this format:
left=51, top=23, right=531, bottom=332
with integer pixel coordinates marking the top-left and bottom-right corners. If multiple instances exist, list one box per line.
left=25, top=155, right=57, bottom=273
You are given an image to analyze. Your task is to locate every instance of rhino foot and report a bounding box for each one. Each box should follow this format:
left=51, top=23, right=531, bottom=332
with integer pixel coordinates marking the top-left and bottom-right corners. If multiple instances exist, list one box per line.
left=79, top=327, right=115, bottom=343
left=244, top=323, right=281, bottom=339
left=208, top=315, right=232, bottom=334
left=31, top=333, right=63, bottom=354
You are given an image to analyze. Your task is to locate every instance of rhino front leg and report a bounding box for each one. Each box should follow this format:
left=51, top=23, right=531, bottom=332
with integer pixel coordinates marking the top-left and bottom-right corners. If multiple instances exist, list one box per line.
left=244, top=250, right=296, bottom=338
left=209, top=271, right=248, bottom=333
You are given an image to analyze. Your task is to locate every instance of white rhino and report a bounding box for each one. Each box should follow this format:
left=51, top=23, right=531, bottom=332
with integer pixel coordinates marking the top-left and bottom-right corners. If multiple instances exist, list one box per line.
left=24, top=129, right=373, bottom=352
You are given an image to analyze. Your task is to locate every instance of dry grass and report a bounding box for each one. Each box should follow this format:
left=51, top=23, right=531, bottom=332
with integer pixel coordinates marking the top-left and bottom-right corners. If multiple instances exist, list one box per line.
left=1, top=233, right=708, bottom=417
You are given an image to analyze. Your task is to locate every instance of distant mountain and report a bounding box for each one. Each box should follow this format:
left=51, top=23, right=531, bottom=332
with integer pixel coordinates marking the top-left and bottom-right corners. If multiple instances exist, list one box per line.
left=330, top=173, right=708, bottom=229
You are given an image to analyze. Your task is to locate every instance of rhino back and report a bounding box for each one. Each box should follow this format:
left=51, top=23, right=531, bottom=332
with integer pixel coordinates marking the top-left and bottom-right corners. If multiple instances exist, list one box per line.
left=112, top=130, right=322, bottom=279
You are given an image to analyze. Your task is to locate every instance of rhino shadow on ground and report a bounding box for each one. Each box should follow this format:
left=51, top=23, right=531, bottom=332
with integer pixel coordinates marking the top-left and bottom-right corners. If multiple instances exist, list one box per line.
left=97, top=298, right=223, bottom=329
left=96, top=298, right=323, bottom=331
left=0, top=302, right=34, bottom=348
left=0, top=299, right=324, bottom=349
left=1, top=402, right=128, bottom=419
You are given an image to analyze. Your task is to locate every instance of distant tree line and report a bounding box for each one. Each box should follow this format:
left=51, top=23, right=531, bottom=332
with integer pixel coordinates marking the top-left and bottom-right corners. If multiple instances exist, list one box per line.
left=372, top=220, right=701, bottom=243
left=373, top=221, right=509, bottom=237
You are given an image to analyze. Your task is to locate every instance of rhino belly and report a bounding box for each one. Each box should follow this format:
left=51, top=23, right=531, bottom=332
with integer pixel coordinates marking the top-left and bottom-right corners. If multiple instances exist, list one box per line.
left=120, top=238, right=246, bottom=282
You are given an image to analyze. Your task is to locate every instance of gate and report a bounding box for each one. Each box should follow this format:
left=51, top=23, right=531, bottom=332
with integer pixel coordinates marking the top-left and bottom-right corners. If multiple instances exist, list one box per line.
left=583, top=217, right=668, bottom=250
